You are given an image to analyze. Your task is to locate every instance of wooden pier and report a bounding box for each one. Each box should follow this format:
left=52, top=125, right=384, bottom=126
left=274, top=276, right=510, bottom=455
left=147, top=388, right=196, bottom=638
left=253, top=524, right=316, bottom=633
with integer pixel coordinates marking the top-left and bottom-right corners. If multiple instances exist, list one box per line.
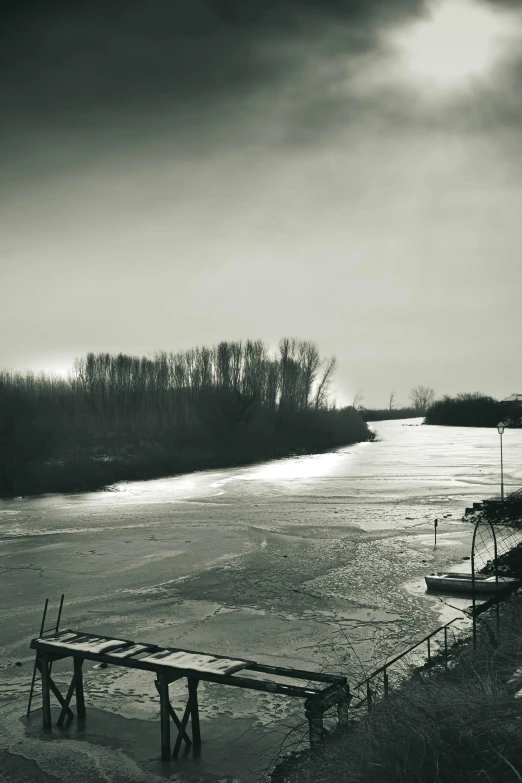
left=30, top=628, right=350, bottom=760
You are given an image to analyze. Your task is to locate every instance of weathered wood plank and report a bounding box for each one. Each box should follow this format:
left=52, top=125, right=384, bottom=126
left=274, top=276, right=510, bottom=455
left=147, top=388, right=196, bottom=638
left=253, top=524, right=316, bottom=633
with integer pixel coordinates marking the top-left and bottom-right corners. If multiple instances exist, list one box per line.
left=37, top=656, right=74, bottom=722
left=158, top=674, right=171, bottom=761
left=251, top=662, right=346, bottom=685
left=142, top=650, right=249, bottom=675
left=33, top=631, right=250, bottom=665
left=305, top=701, right=324, bottom=752
left=31, top=627, right=347, bottom=756
left=188, top=678, right=201, bottom=747
left=74, top=657, right=86, bottom=719
left=109, top=644, right=154, bottom=658
left=173, top=698, right=192, bottom=759
left=48, top=677, right=74, bottom=719
left=153, top=679, right=191, bottom=747
left=40, top=654, right=52, bottom=729
left=308, top=682, right=346, bottom=712
left=57, top=675, right=77, bottom=727
left=32, top=640, right=322, bottom=696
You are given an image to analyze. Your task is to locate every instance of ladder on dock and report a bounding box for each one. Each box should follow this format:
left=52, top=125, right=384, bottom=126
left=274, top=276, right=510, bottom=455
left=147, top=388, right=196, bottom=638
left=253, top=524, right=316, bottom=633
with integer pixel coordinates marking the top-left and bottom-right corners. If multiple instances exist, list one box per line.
left=27, top=594, right=65, bottom=717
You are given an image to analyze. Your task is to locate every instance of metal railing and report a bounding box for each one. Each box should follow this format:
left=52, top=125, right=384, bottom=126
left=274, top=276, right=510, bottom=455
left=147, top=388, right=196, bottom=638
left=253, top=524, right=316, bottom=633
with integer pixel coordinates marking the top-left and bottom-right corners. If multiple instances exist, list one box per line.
left=351, top=616, right=462, bottom=712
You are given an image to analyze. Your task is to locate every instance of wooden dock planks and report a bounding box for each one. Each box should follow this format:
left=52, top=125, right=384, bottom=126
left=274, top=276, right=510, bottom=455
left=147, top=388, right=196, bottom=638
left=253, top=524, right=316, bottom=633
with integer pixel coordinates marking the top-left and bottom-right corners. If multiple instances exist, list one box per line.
left=141, top=649, right=250, bottom=675
left=30, top=627, right=350, bottom=758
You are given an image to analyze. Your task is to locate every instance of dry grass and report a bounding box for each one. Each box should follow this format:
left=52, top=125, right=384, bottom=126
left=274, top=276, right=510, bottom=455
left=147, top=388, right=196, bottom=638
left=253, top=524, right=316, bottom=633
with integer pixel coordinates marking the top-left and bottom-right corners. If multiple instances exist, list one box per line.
left=277, top=596, right=522, bottom=783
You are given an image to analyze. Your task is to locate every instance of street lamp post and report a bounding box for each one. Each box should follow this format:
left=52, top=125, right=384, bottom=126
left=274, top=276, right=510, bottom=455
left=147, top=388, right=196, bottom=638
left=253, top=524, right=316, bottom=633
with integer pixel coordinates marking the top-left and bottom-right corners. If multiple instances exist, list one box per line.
left=497, top=422, right=505, bottom=501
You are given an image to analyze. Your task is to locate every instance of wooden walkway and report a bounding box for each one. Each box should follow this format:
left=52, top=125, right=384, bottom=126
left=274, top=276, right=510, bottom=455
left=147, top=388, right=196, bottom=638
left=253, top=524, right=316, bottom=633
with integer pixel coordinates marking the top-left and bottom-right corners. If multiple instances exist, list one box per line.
left=30, top=629, right=350, bottom=759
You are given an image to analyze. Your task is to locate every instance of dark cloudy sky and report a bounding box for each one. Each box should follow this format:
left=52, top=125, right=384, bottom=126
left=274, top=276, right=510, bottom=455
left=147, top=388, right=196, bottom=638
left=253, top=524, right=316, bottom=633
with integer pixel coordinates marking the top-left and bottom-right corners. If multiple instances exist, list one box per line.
left=1, top=0, right=521, bottom=406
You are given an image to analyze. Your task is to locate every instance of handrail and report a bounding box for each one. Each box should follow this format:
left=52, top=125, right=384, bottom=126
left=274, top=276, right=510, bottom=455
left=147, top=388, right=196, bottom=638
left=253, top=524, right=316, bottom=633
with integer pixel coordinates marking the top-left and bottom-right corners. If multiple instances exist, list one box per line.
left=354, top=616, right=462, bottom=692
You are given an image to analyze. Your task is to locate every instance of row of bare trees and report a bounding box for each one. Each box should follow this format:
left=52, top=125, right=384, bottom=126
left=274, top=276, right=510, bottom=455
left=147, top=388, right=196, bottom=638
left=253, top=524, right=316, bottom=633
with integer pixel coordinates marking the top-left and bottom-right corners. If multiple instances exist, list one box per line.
left=0, top=339, right=368, bottom=496
left=352, top=386, right=436, bottom=414
left=70, top=339, right=338, bottom=427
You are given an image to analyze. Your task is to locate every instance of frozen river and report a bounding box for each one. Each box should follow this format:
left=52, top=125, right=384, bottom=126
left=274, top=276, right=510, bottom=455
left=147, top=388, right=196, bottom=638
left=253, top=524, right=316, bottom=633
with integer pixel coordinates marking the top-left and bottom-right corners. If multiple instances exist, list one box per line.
left=1, top=419, right=521, bottom=782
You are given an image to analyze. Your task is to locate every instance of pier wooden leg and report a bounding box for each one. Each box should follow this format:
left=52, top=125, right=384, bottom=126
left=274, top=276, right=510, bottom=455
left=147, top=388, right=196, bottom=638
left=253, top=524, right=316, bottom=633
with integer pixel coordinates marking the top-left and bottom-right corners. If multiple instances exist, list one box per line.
left=337, top=685, right=350, bottom=728
left=173, top=698, right=192, bottom=759
left=158, top=674, right=171, bottom=761
left=153, top=679, right=191, bottom=747
left=48, top=677, right=73, bottom=720
left=74, top=658, right=86, bottom=719
left=188, top=678, right=201, bottom=747
left=57, top=675, right=77, bottom=727
left=40, top=654, right=52, bottom=730
left=305, top=703, right=324, bottom=752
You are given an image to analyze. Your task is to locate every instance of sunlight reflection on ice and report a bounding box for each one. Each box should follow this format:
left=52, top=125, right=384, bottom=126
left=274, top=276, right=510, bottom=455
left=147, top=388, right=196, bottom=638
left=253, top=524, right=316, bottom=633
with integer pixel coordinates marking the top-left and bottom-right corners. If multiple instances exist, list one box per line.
left=220, top=449, right=355, bottom=484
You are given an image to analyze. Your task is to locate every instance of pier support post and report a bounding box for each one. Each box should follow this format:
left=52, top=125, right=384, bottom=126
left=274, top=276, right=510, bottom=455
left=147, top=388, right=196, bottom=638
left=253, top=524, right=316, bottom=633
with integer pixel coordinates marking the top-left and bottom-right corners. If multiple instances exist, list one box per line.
left=188, top=678, right=201, bottom=747
left=337, top=685, right=350, bottom=727
left=305, top=701, right=324, bottom=752
left=158, top=674, right=171, bottom=761
left=41, top=654, right=52, bottom=730
left=74, top=658, right=86, bottom=719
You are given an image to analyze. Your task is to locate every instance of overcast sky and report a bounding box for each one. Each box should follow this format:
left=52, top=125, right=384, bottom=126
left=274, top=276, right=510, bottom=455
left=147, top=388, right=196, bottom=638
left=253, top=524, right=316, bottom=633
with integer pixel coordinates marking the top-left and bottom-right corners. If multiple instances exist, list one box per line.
left=1, top=0, right=521, bottom=407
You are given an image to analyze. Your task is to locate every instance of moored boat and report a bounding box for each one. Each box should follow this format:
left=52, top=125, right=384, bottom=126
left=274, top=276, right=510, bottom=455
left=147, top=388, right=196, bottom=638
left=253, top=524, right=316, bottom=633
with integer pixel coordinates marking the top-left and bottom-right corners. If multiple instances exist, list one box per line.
left=425, top=572, right=520, bottom=594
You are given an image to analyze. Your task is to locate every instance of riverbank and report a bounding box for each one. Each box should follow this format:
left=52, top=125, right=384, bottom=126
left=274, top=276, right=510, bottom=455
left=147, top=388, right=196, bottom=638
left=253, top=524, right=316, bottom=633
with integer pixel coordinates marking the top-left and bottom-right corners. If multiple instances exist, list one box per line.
left=1, top=342, right=372, bottom=498
left=275, top=591, right=522, bottom=783
left=1, top=403, right=371, bottom=499
left=0, top=422, right=372, bottom=499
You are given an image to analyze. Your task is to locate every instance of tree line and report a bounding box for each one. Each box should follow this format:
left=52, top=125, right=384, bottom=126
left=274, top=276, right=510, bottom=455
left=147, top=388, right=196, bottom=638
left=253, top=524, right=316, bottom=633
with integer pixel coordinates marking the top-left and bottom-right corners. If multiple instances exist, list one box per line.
left=425, top=393, right=522, bottom=428
left=356, top=385, right=522, bottom=427
left=0, top=339, right=370, bottom=497
left=354, top=386, right=435, bottom=421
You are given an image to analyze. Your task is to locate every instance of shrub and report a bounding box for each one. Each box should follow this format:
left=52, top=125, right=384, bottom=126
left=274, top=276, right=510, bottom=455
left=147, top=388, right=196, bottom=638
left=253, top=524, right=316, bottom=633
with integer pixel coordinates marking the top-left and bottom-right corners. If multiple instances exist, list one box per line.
left=425, top=393, right=522, bottom=428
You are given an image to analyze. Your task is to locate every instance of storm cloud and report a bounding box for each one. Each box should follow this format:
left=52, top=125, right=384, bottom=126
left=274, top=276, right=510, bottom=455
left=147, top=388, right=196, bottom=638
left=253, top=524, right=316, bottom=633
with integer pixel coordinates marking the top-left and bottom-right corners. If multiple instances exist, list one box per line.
left=1, top=0, right=522, bottom=405
left=2, top=0, right=521, bottom=153
left=0, top=1, right=425, bottom=122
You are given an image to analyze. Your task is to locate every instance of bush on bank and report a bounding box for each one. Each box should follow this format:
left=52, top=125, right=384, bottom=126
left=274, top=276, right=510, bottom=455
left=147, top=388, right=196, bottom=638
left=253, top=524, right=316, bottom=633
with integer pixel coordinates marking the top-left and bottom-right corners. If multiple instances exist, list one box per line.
left=481, top=489, right=522, bottom=528
left=0, top=340, right=371, bottom=497
left=425, top=393, right=522, bottom=428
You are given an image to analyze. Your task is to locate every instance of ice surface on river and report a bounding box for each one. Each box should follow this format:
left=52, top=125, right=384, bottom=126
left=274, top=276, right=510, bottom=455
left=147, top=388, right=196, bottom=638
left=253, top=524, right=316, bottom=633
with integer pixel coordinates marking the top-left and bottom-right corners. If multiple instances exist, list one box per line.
left=2, top=419, right=521, bottom=542
left=2, top=419, right=522, bottom=783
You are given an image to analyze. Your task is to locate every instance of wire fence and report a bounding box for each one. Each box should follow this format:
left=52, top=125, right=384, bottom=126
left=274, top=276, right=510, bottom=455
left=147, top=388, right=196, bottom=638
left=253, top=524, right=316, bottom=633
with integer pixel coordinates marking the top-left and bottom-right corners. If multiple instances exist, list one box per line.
left=350, top=617, right=464, bottom=712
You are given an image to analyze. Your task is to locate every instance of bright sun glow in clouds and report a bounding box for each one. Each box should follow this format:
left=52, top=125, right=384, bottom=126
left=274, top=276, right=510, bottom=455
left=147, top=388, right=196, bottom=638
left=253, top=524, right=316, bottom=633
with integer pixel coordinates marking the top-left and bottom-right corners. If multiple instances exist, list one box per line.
left=393, top=0, right=515, bottom=88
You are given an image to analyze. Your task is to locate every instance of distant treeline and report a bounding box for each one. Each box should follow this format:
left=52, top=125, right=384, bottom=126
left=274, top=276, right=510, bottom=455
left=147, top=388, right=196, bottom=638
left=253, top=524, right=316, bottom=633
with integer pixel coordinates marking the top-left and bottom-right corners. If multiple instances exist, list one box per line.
left=0, top=339, right=371, bottom=498
left=425, top=393, right=522, bottom=428
left=360, top=408, right=419, bottom=422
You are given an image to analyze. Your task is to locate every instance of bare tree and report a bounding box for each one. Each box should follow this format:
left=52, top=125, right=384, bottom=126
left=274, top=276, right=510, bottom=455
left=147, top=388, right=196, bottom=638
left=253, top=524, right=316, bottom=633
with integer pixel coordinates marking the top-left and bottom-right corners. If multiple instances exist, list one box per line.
left=352, top=389, right=365, bottom=410
left=299, top=340, right=320, bottom=410
left=409, top=385, right=435, bottom=413
left=388, top=391, right=395, bottom=411
left=314, top=356, right=337, bottom=410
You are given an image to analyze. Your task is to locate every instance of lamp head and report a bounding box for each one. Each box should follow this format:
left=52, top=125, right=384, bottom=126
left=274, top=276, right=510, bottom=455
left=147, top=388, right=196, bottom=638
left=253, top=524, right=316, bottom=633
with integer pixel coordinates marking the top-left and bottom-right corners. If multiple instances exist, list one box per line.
left=497, top=422, right=505, bottom=435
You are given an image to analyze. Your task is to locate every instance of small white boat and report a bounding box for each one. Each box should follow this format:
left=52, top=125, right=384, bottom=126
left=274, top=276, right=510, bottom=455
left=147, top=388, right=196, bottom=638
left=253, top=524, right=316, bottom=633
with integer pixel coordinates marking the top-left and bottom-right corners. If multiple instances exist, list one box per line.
left=425, top=572, right=520, bottom=594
